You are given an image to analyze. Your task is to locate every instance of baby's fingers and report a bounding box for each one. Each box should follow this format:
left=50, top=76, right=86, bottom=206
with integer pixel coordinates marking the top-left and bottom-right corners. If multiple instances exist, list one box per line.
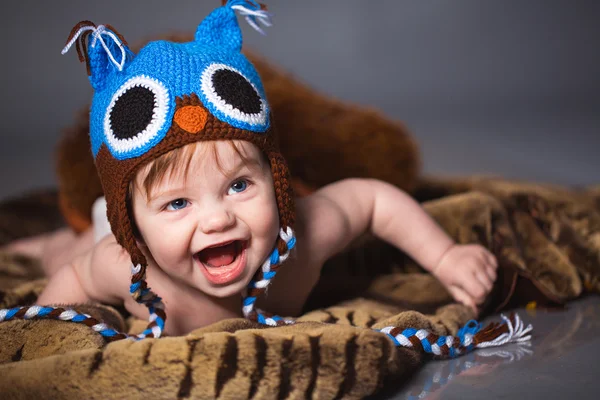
left=483, top=250, right=498, bottom=268
left=486, top=263, right=497, bottom=282
left=479, top=251, right=498, bottom=282
left=475, top=269, right=493, bottom=294
left=462, top=270, right=487, bottom=304
left=448, top=286, right=477, bottom=314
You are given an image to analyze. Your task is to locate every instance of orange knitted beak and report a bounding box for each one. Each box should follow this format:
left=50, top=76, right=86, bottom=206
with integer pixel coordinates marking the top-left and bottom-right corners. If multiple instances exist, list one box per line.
left=174, top=105, right=208, bottom=134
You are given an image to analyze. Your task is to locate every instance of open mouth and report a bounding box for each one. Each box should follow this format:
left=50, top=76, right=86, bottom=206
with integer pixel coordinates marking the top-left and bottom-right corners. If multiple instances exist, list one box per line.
left=195, top=240, right=247, bottom=285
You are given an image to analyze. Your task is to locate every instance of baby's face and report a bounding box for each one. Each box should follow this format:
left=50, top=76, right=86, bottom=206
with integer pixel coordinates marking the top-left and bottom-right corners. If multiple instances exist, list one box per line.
left=131, top=141, right=279, bottom=298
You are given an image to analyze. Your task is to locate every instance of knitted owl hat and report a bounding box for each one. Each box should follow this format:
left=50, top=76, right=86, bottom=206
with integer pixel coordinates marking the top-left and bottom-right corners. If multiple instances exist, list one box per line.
left=61, top=0, right=296, bottom=339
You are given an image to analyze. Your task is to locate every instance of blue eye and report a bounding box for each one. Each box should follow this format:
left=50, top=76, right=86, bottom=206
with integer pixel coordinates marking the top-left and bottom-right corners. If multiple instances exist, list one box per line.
left=228, top=180, right=248, bottom=195
left=166, top=198, right=188, bottom=211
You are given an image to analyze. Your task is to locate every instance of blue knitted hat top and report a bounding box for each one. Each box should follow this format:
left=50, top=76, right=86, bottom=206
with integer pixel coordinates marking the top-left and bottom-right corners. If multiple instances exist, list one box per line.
left=61, top=0, right=297, bottom=339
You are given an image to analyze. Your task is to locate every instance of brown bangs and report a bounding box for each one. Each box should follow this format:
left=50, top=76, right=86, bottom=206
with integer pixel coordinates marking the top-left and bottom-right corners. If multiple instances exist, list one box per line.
left=128, top=140, right=264, bottom=203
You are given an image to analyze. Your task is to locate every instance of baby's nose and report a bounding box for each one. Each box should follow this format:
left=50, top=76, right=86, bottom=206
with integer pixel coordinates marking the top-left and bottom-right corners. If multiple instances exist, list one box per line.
left=198, top=205, right=235, bottom=234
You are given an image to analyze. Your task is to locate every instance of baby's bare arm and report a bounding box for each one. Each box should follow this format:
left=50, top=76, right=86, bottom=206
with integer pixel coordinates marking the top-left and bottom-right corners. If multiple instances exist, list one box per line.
left=41, top=228, right=95, bottom=278
left=36, top=235, right=130, bottom=306
left=301, top=178, right=453, bottom=271
left=36, top=254, right=92, bottom=305
left=301, top=178, right=497, bottom=311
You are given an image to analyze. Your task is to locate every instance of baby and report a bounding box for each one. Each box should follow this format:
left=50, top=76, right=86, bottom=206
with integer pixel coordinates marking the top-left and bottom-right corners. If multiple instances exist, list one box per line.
left=21, top=2, right=497, bottom=337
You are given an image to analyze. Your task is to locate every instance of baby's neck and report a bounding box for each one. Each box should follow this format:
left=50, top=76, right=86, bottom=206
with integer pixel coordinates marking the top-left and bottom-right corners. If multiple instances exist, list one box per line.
left=166, top=289, right=243, bottom=336
left=145, top=262, right=243, bottom=335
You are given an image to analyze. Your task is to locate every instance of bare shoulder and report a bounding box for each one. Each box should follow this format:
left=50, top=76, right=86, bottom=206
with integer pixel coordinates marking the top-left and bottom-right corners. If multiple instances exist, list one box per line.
left=253, top=191, right=349, bottom=316
left=258, top=180, right=376, bottom=316
left=296, top=178, right=374, bottom=265
left=74, top=234, right=131, bottom=304
left=296, top=188, right=348, bottom=263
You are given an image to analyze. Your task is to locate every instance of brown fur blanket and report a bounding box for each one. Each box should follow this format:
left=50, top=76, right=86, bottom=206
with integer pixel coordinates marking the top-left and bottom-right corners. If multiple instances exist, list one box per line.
left=1, top=176, right=598, bottom=399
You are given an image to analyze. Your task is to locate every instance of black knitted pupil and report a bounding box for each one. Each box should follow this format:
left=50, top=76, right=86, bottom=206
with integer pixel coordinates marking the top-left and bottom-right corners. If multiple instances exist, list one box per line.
left=110, top=86, right=156, bottom=139
left=212, top=69, right=261, bottom=114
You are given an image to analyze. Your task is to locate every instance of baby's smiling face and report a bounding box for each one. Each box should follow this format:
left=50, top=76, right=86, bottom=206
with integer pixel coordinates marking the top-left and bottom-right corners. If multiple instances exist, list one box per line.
left=131, top=140, right=280, bottom=298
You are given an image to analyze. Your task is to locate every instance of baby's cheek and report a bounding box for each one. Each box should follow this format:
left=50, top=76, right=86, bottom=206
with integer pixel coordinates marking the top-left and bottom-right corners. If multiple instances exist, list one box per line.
left=254, top=198, right=280, bottom=236
left=144, top=224, right=192, bottom=264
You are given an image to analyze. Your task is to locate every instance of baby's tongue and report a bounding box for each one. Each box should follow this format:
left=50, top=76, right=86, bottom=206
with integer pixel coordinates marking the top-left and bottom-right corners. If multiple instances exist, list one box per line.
left=198, top=242, right=237, bottom=268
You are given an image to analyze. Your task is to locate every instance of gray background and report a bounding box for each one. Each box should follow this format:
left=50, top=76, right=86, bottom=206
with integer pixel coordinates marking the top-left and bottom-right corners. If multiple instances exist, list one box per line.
left=1, top=0, right=598, bottom=200
left=1, top=3, right=599, bottom=398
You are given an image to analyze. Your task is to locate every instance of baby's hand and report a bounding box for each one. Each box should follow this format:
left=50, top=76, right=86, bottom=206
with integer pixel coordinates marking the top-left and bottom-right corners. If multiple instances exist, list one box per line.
left=432, top=244, right=498, bottom=313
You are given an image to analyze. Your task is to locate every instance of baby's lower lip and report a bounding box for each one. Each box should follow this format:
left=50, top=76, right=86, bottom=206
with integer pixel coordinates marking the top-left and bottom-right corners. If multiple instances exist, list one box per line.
left=196, top=241, right=247, bottom=285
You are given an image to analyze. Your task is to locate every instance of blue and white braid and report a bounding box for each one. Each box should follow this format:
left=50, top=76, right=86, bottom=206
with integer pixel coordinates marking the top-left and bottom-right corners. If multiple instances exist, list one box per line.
left=128, top=263, right=166, bottom=339
left=242, top=227, right=296, bottom=326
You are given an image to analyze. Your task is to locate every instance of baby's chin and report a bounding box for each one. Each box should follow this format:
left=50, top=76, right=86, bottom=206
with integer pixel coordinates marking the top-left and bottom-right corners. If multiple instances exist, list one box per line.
left=199, top=277, right=249, bottom=298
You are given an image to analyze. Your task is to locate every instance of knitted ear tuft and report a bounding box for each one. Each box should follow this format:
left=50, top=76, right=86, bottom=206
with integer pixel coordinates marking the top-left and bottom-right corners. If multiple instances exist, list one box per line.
left=62, top=21, right=133, bottom=90
left=195, top=0, right=272, bottom=50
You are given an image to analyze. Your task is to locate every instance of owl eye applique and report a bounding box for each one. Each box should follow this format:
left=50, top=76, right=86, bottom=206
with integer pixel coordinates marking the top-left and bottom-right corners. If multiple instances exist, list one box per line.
left=104, top=75, right=170, bottom=158
left=200, top=63, right=268, bottom=132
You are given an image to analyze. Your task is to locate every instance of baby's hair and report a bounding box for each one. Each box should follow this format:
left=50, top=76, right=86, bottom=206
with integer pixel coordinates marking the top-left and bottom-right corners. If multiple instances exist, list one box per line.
left=128, top=140, right=264, bottom=203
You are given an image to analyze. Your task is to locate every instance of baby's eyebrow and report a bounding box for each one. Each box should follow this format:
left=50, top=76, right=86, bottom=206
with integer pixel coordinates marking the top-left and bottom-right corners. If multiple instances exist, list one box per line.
left=147, top=187, right=186, bottom=204
left=222, top=156, right=264, bottom=179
